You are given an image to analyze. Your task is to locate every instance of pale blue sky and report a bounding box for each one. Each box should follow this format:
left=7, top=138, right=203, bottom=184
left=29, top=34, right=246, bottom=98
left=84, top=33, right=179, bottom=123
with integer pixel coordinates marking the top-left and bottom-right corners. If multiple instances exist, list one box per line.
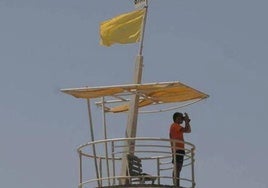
left=0, top=0, right=267, bottom=188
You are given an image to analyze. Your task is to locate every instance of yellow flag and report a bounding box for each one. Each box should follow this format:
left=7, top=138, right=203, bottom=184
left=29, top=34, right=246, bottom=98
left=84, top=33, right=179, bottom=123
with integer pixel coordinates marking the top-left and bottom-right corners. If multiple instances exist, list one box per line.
left=100, top=9, right=145, bottom=47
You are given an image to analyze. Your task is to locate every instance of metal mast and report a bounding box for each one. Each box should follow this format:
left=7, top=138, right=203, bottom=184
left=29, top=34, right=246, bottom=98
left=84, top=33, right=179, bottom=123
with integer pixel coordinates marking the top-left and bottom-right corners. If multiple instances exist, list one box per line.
left=120, top=0, right=149, bottom=183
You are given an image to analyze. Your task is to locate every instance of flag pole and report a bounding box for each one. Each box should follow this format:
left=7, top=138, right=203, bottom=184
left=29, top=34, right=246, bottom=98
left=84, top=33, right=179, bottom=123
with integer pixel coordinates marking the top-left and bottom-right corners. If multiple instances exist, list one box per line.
left=125, top=0, right=148, bottom=151
left=138, top=2, right=148, bottom=56
left=120, top=0, right=149, bottom=185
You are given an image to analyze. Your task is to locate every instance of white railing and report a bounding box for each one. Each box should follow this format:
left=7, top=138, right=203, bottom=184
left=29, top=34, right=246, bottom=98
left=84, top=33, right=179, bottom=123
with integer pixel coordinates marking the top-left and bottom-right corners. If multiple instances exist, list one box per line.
left=77, top=137, right=195, bottom=188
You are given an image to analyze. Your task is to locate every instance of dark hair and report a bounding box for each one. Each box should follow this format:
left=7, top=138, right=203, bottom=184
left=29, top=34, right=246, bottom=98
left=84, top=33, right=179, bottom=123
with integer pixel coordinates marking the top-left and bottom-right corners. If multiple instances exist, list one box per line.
left=173, top=112, right=183, bottom=122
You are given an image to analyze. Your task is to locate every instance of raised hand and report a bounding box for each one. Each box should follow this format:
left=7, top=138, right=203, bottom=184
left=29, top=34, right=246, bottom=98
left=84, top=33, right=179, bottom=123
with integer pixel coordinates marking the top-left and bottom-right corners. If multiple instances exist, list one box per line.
left=184, top=112, right=191, bottom=123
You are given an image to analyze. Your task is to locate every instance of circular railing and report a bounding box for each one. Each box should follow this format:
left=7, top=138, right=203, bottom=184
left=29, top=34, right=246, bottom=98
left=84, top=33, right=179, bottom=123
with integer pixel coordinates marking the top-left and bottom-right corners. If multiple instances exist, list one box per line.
left=77, top=137, right=195, bottom=188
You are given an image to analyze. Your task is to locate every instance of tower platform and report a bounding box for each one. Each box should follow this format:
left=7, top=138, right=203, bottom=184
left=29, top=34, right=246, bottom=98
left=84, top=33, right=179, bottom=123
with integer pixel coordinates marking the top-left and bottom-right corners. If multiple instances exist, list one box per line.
left=77, top=137, right=195, bottom=188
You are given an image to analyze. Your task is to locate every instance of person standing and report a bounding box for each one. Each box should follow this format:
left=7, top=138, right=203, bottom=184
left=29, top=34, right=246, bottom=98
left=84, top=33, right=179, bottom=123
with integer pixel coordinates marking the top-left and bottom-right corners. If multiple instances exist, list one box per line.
left=169, top=112, right=191, bottom=187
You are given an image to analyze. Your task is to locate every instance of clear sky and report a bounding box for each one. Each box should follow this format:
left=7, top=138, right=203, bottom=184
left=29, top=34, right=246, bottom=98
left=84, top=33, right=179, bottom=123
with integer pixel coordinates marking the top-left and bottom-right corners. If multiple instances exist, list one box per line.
left=1, top=0, right=267, bottom=188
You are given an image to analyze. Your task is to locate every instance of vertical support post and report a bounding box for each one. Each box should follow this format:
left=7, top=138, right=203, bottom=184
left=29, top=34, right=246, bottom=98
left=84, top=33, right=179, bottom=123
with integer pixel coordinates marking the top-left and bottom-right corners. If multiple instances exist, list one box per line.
left=119, top=56, right=144, bottom=185
left=79, top=151, right=82, bottom=188
left=125, top=55, right=143, bottom=141
left=172, top=140, right=178, bottom=186
left=157, top=157, right=160, bottom=184
left=86, top=99, right=100, bottom=187
left=99, top=158, right=103, bottom=187
left=101, top=97, right=111, bottom=186
left=111, top=141, right=116, bottom=185
left=191, top=148, right=195, bottom=188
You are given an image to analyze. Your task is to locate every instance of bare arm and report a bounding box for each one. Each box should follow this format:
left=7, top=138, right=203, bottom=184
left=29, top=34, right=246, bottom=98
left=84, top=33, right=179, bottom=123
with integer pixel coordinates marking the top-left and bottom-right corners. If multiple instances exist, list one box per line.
left=182, top=113, right=191, bottom=133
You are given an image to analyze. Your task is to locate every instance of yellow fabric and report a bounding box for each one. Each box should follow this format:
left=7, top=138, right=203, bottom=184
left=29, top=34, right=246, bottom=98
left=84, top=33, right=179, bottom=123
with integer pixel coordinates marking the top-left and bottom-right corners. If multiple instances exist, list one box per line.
left=100, top=9, right=145, bottom=47
left=61, top=82, right=209, bottom=113
left=109, top=83, right=207, bottom=112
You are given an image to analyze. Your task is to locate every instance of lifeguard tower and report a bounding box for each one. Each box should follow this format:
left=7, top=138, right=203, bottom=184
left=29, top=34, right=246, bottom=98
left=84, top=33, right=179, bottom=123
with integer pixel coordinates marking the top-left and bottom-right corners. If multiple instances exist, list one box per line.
left=61, top=1, right=209, bottom=187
